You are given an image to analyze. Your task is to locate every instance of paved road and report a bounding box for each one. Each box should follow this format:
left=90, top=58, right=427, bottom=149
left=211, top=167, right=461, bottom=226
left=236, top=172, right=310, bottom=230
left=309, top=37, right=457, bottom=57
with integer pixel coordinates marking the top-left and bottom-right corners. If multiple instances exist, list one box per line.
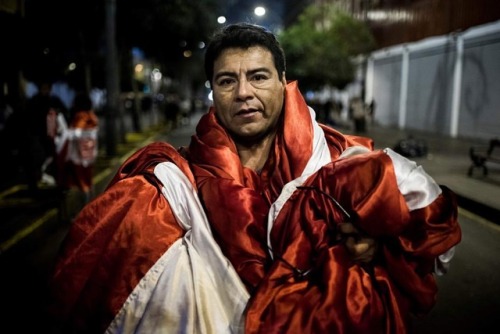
left=412, top=209, right=500, bottom=333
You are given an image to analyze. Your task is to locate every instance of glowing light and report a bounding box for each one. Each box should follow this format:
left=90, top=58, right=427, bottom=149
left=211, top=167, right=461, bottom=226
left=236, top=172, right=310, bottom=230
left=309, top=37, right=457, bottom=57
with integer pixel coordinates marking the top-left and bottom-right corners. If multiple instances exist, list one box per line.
left=217, top=16, right=226, bottom=24
left=254, top=6, right=266, bottom=17
left=183, top=50, right=193, bottom=58
left=151, top=68, right=162, bottom=81
left=135, top=63, right=144, bottom=73
left=366, top=10, right=413, bottom=22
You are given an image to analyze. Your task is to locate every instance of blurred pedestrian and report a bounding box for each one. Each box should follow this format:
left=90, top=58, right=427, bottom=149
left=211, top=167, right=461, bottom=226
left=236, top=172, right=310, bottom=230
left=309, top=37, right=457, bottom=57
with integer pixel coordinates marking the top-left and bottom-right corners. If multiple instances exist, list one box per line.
left=22, top=80, right=68, bottom=193
left=322, top=99, right=335, bottom=125
left=164, top=93, right=180, bottom=129
left=64, top=92, right=99, bottom=205
left=0, top=93, right=14, bottom=133
left=367, top=99, right=376, bottom=125
left=349, top=96, right=367, bottom=133
left=0, top=94, right=16, bottom=178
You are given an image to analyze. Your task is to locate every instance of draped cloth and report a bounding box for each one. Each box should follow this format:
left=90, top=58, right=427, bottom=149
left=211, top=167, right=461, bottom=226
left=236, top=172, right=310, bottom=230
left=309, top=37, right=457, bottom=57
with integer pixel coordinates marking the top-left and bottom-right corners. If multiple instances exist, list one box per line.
left=64, top=109, right=99, bottom=192
left=48, top=81, right=461, bottom=333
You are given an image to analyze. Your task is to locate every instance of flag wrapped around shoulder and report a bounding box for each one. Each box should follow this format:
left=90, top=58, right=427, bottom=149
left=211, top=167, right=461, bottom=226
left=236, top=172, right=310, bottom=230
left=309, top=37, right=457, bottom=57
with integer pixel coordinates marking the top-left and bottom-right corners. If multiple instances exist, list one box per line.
left=67, top=109, right=98, bottom=167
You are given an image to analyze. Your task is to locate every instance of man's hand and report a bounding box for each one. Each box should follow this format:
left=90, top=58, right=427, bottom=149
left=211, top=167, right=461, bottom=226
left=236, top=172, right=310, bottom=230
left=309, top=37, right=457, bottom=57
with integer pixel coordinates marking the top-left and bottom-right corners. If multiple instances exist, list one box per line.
left=337, top=223, right=378, bottom=263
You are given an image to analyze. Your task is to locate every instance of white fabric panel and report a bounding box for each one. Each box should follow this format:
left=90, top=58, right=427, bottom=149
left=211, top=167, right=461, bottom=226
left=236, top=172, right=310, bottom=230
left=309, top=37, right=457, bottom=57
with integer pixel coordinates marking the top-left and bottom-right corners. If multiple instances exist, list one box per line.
left=107, top=162, right=249, bottom=334
left=266, top=107, right=332, bottom=256
left=384, top=148, right=442, bottom=210
left=54, top=112, right=69, bottom=154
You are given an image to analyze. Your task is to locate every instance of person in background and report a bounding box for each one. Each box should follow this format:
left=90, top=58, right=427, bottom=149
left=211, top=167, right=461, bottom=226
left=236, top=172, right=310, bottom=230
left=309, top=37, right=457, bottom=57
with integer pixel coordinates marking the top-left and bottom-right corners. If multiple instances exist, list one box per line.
left=164, top=93, right=181, bottom=130
left=22, top=80, right=68, bottom=193
left=367, top=98, right=376, bottom=125
left=64, top=92, right=99, bottom=206
left=0, top=94, right=16, bottom=179
left=0, top=93, right=14, bottom=133
left=349, top=96, right=367, bottom=133
left=47, top=23, right=461, bottom=333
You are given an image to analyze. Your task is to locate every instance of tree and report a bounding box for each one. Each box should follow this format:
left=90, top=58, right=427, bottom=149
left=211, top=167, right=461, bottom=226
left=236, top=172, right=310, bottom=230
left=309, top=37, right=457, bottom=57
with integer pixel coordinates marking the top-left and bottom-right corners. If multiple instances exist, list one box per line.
left=278, top=4, right=376, bottom=91
left=119, top=1, right=217, bottom=60
left=20, top=0, right=219, bottom=91
left=21, top=0, right=104, bottom=90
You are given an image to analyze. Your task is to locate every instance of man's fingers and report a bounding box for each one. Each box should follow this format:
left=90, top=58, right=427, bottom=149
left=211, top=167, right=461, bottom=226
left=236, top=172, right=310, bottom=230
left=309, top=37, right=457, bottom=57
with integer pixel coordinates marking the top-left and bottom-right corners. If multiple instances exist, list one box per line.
left=345, top=236, right=369, bottom=253
left=338, top=222, right=359, bottom=234
left=345, top=236, right=378, bottom=263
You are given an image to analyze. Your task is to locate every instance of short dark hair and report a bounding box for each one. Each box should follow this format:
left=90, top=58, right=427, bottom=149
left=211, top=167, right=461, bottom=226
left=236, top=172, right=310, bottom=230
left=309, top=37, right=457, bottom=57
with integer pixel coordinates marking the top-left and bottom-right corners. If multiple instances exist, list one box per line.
left=204, top=23, right=286, bottom=87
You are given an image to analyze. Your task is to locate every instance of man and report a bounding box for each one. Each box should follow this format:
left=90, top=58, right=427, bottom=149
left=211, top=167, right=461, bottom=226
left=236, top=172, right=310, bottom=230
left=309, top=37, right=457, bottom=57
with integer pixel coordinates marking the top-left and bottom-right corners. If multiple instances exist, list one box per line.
left=48, top=23, right=461, bottom=333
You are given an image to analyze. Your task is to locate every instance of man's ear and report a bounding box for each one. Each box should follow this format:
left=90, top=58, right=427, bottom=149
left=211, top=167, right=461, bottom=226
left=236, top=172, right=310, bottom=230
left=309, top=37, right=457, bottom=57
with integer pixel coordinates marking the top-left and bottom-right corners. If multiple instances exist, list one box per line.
left=281, top=72, right=287, bottom=85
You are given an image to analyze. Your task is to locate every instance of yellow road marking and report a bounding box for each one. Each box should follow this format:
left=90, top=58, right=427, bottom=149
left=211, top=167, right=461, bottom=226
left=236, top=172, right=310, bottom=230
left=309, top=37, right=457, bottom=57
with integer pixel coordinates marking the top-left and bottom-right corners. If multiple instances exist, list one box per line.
left=0, top=208, right=58, bottom=254
left=0, top=184, right=27, bottom=200
left=458, top=207, right=500, bottom=231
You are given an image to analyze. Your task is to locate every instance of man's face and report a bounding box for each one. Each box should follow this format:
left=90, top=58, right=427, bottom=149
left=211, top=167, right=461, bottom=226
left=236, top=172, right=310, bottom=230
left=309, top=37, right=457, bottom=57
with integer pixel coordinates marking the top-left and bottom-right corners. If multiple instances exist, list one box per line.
left=212, top=46, right=286, bottom=143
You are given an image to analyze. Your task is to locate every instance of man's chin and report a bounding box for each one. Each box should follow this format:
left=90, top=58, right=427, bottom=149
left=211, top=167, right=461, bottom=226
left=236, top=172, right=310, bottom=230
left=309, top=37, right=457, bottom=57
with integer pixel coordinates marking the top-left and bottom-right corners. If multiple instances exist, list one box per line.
left=231, top=125, right=280, bottom=147
left=230, top=130, right=266, bottom=146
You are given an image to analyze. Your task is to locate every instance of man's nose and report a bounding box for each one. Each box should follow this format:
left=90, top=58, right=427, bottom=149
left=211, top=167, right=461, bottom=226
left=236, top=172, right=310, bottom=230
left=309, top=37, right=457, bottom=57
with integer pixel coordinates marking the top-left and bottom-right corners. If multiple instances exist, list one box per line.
left=236, top=79, right=253, bottom=100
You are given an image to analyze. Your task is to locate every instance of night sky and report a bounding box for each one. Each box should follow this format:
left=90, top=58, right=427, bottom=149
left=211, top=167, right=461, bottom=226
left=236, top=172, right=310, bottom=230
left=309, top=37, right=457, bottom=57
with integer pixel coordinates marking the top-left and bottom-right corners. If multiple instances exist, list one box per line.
left=218, top=0, right=285, bottom=32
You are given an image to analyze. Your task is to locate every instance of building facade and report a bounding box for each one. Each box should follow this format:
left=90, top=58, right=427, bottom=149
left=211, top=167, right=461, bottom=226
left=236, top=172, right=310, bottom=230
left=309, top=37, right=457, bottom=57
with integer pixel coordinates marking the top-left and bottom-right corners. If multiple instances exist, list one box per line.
left=365, top=20, right=500, bottom=140
left=300, top=0, right=500, bottom=140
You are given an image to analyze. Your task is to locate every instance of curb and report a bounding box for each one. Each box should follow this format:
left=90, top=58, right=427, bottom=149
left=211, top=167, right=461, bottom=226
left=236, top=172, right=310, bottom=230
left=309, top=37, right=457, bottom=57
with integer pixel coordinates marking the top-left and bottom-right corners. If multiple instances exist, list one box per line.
left=456, top=194, right=500, bottom=224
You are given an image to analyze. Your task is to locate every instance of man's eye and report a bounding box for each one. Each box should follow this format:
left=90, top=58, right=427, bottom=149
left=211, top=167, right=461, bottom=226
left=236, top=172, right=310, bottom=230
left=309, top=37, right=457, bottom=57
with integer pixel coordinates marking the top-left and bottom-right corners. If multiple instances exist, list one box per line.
left=218, top=78, right=234, bottom=86
left=253, top=74, right=267, bottom=81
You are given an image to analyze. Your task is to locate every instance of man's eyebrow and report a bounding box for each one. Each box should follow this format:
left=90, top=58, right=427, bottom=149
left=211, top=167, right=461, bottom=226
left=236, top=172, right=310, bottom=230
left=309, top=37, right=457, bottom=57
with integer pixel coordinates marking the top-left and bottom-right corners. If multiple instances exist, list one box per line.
left=248, top=67, right=272, bottom=75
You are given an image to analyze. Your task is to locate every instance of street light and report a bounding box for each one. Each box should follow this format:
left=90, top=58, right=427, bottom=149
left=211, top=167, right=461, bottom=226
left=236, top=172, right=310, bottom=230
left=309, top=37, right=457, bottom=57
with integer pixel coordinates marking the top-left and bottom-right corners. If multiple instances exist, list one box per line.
left=254, top=6, right=265, bottom=17
left=217, top=16, right=226, bottom=24
left=253, top=6, right=282, bottom=34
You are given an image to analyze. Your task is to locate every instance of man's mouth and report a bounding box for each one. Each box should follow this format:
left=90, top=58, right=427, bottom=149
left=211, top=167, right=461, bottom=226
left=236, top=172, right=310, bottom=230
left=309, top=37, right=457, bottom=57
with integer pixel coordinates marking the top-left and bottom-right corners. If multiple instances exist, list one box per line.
left=236, top=108, right=259, bottom=117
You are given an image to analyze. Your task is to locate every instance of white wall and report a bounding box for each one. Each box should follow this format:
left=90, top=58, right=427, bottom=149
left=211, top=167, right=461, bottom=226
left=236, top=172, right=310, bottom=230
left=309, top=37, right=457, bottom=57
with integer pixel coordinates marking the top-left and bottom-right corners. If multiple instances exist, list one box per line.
left=364, top=20, right=500, bottom=140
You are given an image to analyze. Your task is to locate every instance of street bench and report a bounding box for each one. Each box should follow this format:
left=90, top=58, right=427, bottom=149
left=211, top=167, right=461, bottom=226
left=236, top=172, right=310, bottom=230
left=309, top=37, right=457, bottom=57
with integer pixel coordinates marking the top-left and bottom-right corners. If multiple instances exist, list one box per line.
left=468, top=138, right=500, bottom=176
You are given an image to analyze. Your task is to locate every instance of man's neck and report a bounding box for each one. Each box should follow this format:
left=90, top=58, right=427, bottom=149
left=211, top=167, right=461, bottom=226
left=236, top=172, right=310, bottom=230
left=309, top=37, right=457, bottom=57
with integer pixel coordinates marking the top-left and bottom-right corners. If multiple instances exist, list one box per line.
left=236, top=133, right=275, bottom=172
